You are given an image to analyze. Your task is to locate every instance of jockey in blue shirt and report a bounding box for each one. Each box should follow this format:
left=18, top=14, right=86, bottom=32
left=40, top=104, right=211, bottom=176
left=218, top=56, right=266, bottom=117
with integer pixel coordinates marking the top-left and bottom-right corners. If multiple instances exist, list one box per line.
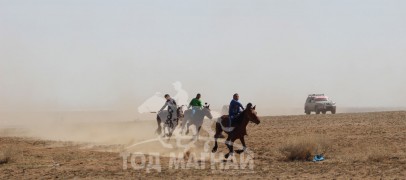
left=228, top=93, right=244, bottom=127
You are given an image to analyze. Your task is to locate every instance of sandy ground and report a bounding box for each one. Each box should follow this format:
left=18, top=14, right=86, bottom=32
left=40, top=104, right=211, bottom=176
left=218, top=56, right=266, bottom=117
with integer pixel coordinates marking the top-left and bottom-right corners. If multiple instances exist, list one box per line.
left=1, top=111, right=405, bottom=179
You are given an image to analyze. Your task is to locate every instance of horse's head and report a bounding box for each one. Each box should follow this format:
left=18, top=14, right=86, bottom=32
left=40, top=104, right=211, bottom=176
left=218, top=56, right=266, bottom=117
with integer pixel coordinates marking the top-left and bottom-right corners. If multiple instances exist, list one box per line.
left=245, top=103, right=260, bottom=125
left=203, top=103, right=213, bottom=119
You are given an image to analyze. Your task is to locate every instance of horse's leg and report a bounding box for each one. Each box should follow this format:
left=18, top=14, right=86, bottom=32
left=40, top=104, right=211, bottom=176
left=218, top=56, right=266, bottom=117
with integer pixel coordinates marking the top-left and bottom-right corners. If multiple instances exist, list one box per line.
left=235, top=137, right=246, bottom=154
left=212, top=123, right=222, bottom=153
left=168, top=118, right=176, bottom=137
left=186, top=121, right=190, bottom=135
left=225, top=137, right=236, bottom=159
left=196, top=126, right=202, bottom=141
left=156, top=116, right=162, bottom=135
left=212, top=137, right=218, bottom=153
left=180, top=118, right=187, bottom=135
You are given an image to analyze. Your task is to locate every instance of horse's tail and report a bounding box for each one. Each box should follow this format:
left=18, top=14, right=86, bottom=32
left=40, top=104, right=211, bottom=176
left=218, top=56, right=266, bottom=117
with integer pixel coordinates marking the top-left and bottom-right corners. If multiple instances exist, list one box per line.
left=156, top=114, right=162, bottom=135
left=214, top=117, right=224, bottom=138
left=216, top=117, right=222, bottom=124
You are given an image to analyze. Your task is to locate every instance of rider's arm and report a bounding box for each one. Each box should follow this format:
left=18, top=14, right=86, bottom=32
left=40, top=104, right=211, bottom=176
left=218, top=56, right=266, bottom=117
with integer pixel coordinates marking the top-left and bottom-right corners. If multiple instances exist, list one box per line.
left=188, top=101, right=192, bottom=109
left=229, top=101, right=235, bottom=115
left=160, top=101, right=168, bottom=112
left=238, top=102, right=245, bottom=110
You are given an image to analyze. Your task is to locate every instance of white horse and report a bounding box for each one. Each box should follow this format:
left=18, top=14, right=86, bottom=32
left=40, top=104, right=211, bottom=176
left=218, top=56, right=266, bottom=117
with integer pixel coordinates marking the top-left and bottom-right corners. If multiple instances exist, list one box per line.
left=181, top=105, right=213, bottom=140
left=155, top=106, right=185, bottom=138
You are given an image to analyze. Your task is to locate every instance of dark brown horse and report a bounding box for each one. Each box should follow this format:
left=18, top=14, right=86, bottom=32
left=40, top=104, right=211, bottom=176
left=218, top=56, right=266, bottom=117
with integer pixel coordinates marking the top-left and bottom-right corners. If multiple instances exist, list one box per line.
left=212, top=103, right=260, bottom=159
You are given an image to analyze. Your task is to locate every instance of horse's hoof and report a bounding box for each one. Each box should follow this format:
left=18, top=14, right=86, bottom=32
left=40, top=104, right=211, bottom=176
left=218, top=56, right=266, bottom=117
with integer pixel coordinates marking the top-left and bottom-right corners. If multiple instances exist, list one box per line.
left=218, top=134, right=226, bottom=139
left=235, top=149, right=244, bottom=154
left=212, top=147, right=217, bottom=153
left=225, top=153, right=230, bottom=159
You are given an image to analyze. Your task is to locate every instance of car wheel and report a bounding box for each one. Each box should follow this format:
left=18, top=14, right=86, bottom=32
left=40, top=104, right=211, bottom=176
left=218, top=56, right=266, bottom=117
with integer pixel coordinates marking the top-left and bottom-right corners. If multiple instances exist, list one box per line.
left=315, top=108, right=320, bottom=114
left=332, top=109, right=336, bottom=114
left=322, top=110, right=326, bottom=114
left=305, top=110, right=311, bottom=115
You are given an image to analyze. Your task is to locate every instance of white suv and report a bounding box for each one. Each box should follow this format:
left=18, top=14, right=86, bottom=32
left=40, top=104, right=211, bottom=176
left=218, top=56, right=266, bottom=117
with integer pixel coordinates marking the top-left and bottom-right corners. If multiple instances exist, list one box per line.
left=304, top=94, right=336, bottom=115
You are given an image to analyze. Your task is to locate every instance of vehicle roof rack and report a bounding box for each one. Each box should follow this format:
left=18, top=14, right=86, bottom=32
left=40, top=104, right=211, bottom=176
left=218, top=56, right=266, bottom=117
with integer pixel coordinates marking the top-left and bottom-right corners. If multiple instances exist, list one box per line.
left=308, top=94, right=325, bottom=97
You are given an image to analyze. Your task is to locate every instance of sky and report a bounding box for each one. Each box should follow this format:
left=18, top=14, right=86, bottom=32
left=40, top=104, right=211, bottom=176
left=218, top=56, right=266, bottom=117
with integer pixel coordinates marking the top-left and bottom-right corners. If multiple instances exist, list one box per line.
left=0, top=0, right=405, bottom=117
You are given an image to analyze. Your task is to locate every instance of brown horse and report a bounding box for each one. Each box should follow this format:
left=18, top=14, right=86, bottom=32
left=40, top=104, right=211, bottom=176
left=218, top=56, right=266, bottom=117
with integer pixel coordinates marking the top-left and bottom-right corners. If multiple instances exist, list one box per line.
left=212, top=103, right=260, bottom=159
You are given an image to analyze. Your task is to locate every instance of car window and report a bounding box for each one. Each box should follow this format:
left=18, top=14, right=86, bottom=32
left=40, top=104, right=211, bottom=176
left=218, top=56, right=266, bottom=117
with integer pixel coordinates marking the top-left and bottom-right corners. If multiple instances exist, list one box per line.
left=315, top=98, right=328, bottom=101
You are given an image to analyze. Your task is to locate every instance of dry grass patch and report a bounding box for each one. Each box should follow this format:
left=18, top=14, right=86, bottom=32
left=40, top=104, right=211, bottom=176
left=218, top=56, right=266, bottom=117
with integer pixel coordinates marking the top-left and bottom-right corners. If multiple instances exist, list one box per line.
left=366, top=146, right=390, bottom=162
left=0, top=146, right=13, bottom=164
left=367, top=153, right=388, bottom=162
left=279, top=135, right=331, bottom=161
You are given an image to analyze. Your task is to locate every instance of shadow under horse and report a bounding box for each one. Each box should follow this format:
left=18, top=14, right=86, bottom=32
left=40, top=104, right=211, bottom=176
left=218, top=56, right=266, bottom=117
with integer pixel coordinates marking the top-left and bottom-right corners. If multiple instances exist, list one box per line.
left=212, top=103, right=261, bottom=159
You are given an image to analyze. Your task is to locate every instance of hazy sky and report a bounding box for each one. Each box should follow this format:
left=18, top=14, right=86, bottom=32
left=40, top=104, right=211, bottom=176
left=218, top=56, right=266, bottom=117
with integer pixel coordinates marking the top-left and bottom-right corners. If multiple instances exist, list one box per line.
left=1, top=0, right=405, bottom=115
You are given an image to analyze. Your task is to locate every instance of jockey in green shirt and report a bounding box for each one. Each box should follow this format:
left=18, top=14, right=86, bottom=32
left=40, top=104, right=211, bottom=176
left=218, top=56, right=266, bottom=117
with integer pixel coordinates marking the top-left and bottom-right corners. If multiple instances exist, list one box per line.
left=188, top=94, right=203, bottom=116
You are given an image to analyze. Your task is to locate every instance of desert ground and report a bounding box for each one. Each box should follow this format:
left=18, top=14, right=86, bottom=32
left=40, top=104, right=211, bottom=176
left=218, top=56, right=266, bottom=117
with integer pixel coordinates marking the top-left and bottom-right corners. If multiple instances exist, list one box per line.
left=1, top=111, right=405, bottom=179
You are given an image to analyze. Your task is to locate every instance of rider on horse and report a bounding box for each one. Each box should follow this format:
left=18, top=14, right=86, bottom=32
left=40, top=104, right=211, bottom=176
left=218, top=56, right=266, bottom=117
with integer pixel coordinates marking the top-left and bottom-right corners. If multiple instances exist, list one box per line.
left=229, top=93, right=244, bottom=127
left=188, top=93, right=203, bottom=117
left=159, top=94, right=178, bottom=120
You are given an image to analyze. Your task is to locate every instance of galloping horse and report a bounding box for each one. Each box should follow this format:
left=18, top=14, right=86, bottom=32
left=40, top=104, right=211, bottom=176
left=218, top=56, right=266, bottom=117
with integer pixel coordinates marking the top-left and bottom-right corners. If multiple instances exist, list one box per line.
left=212, top=103, right=260, bottom=159
left=156, top=106, right=185, bottom=137
left=181, top=104, right=213, bottom=140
